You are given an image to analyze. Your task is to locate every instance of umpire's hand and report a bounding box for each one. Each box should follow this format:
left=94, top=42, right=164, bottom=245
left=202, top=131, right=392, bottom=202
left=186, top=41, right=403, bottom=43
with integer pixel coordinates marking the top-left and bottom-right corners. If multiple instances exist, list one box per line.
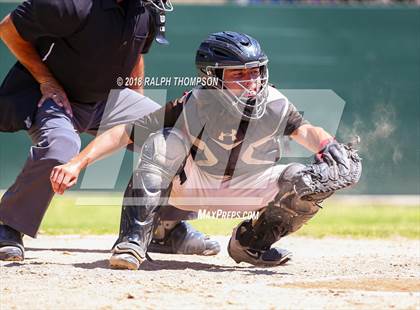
left=50, top=162, right=82, bottom=195
left=38, top=80, right=73, bottom=117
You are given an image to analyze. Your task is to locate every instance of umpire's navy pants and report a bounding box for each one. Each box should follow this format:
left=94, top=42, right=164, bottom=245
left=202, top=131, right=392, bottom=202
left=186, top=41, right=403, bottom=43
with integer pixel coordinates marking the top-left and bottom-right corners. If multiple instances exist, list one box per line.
left=0, top=89, right=160, bottom=237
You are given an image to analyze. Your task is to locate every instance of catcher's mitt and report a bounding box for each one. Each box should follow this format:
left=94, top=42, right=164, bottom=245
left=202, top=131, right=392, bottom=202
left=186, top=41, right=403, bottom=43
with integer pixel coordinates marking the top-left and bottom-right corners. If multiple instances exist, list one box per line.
left=296, top=138, right=362, bottom=201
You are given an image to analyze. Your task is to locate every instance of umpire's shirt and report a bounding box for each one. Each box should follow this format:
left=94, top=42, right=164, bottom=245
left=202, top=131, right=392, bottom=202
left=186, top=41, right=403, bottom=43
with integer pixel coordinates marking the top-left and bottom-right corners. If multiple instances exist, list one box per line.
left=9, top=0, right=155, bottom=103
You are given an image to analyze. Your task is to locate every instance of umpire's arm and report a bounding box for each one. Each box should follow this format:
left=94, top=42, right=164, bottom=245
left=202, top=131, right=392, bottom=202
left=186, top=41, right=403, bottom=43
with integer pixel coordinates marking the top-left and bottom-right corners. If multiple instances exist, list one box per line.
left=0, top=14, right=72, bottom=114
left=129, top=55, right=145, bottom=95
left=0, top=14, right=54, bottom=84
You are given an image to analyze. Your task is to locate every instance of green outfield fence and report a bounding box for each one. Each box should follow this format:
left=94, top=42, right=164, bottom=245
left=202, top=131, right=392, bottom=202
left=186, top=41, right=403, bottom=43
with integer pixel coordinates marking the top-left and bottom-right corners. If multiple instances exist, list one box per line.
left=0, top=3, right=419, bottom=194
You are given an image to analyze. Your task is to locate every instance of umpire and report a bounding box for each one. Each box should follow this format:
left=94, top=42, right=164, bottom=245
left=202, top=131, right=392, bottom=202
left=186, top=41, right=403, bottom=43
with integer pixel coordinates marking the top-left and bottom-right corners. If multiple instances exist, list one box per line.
left=0, top=0, right=174, bottom=260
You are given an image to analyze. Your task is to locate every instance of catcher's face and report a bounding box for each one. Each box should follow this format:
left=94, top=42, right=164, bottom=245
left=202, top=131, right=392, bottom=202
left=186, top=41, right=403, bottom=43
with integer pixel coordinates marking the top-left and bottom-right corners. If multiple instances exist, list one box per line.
left=223, top=67, right=261, bottom=98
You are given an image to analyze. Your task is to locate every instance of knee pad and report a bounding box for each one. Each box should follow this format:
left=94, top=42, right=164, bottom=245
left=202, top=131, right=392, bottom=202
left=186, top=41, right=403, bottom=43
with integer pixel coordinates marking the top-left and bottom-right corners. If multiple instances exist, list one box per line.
left=134, top=128, right=189, bottom=191
left=277, top=163, right=306, bottom=191
left=277, top=163, right=320, bottom=220
left=236, top=163, right=321, bottom=251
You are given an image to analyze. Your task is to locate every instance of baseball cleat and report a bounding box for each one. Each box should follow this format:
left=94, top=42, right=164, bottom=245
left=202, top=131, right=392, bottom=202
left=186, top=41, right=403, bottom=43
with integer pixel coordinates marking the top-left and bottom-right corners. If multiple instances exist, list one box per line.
left=0, top=245, right=24, bottom=261
left=0, top=224, right=24, bottom=261
left=228, top=225, right=292, bottom=267
left=148, top=221, right=220, bottom=256
left=109, top=242, right=146, bottom=270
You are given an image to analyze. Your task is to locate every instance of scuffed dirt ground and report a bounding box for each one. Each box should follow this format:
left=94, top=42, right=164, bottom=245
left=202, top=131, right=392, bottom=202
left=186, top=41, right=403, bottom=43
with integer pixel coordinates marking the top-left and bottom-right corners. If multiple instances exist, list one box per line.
left=1, top=235, right=419, bottom=310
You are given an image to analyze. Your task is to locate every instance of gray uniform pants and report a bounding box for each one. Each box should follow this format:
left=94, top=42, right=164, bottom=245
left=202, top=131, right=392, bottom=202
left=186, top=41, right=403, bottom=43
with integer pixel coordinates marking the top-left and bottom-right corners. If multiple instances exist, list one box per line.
left=0, top=89, right=160, bottom=237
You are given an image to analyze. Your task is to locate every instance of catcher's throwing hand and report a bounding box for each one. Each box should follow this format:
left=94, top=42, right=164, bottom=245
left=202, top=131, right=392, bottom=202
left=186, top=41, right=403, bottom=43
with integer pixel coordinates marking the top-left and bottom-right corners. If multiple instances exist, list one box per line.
left=50, top=162, right=81, bottom=195
left=38, top=80, right=73, bottom=117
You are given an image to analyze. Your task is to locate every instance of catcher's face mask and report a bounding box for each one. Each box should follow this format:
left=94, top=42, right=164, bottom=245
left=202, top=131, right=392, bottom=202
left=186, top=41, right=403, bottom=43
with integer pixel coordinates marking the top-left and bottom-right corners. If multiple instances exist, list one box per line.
left=143, top=0, right=173, bottom=45
left=143, top=0, right=173, bottom=12
left=206, top=61, right=269, bottom=120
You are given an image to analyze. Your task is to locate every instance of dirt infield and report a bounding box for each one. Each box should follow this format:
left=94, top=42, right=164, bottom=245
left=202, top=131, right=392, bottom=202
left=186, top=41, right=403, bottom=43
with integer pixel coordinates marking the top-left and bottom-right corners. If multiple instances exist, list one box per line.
left=1, top=235, right=419, bottom=310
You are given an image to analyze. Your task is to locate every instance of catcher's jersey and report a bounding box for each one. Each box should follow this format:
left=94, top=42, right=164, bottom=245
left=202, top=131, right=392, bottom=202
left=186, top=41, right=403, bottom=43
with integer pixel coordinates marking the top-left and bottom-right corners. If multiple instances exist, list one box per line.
left=129, top=86, right=307, bottom=178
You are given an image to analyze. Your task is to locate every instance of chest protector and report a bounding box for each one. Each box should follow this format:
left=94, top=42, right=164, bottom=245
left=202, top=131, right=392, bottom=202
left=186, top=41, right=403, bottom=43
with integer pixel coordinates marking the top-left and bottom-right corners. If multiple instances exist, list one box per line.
left=180, top=86, right=290, bottom=177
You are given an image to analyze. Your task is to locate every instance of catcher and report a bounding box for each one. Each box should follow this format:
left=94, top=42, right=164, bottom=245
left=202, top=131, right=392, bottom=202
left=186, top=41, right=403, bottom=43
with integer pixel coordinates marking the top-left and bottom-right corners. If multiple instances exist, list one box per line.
left=50, top=31, right=362, bottom=270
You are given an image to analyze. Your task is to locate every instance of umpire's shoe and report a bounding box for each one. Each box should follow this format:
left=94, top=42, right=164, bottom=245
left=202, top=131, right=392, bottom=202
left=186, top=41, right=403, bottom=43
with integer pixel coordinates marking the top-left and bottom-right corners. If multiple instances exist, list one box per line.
left=148, top=221, right=220, bottom=256
left=228, top=222, right=292, bottom=267
left=0, top=223, right=24, bottom=261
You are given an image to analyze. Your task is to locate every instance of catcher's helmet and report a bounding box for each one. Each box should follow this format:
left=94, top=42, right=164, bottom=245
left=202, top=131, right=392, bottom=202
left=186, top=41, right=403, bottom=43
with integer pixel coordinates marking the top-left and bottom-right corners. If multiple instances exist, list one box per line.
left=196, top=31, right=269, bottom=120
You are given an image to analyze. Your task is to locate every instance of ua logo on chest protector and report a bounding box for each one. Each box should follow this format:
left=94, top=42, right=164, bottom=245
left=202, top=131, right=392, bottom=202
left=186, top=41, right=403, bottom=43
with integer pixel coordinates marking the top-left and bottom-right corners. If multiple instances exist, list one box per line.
left=219, top=129, right=237, bottom=142
left=212, top=129, right=242, bottom=151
